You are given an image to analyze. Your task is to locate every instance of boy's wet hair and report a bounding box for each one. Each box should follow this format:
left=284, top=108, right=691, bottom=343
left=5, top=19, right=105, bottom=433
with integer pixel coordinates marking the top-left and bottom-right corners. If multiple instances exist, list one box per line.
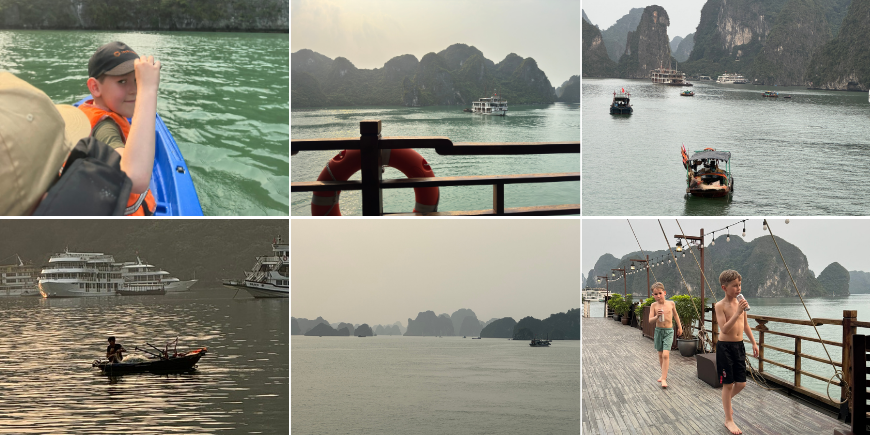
left=719, top=270, right=742, bottom=287
left=651, top=282, right=665, bottom=293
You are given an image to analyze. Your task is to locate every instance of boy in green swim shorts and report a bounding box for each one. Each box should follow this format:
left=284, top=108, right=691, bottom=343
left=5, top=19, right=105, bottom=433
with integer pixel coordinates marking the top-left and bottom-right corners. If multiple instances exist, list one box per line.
left=648, top=282, right=682, bottom=388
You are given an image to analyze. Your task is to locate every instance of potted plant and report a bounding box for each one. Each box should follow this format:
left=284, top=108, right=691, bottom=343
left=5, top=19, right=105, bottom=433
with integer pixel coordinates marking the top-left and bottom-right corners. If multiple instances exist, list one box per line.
left=671, top=294, right=703, bottom=357
left=607, top=294, right=623, bottom=321
left=621, top=293, right=634, bottom=325
left=635, top=297, right=654, bottom=330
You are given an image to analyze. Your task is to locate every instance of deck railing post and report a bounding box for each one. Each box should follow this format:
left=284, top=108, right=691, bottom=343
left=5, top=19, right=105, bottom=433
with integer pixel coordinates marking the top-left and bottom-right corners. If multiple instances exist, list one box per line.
left=841, top=310, right=857, bottom=405
left=794, top=337, right=801, bottom=387
left=852, top=334, right=866, bottom=432
left=756, top=319, right=769, bottom=373
left=359, top=120, right=383, bottom=216
left=493, top=183, right=505, bottom=215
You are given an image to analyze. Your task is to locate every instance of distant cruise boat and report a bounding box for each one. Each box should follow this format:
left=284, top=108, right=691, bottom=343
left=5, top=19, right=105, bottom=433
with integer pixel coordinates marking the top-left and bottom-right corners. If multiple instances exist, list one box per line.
left=471, top=92, right=508, bottom=116
left=0, top=255, right=40, bottom=297
left=163, top=276, right=198, bottom=292
left=39, top=250, right=123, bottom=297
left=717, top=73, right=747, bottom=84
left=222, top=236, right=288, bottom=298
left=117, top=258, right=169, bottom=295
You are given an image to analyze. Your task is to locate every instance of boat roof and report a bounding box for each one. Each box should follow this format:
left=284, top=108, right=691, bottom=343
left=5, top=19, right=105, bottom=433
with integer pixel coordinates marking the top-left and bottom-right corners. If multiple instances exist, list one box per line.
left=689, top=150, right=731, bottom=162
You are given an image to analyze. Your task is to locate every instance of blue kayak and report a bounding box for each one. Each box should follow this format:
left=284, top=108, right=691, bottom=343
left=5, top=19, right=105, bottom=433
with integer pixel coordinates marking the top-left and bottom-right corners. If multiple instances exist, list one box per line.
left=74, top=98, right=203, bottom=216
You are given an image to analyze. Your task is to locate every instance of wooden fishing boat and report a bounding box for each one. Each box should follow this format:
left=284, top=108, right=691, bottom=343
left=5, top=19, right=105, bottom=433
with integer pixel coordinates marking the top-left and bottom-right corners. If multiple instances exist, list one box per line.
left=682, top=145, right=733, bottom=198
left=610, top=90, right=633, bottom=115
left=762, top=91, right=778, bottom=98
left=93, top=344, right=206, bottom=374
left=680, top=90, right=694, bottom=96
left=529, top=334, right=552, bottom=347
left=73, top=98, right=203, bottom=216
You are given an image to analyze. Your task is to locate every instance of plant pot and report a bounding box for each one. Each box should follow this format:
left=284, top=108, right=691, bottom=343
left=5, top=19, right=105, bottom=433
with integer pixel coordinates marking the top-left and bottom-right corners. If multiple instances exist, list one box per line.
left=621, top=317, right=629, bottom=325
left=677, top=338, right=699, bottom=357
left=613, top=314, right=621, bottom=321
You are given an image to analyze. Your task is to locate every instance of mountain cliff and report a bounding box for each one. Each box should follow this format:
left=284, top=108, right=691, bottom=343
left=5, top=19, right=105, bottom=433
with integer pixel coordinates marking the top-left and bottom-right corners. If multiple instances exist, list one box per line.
left=673, top=33, right=695, bottom=63
left=806, top=0, right=870, bottom=90
left=292, top=44, right=555, bottom=107
left=405, top=311, right=455, bottom=336
left=583, top=19, right=616, bottom=78
left=849, top=271, right=870, bottom=294
left=752, top=0, right=831, bottom=86
left=0, top=0, right=288, bottom=31
left=617, top=6, right=675, bottom=79
left=585, top=235, right=829, bottom=298
left=817, top=262, right=849, bottom=296
left=601, top=8, right=645, bottom=63
left=513, top=309, right=580, bottom=340
left=480, top=317, right=517, bottom=338
left=555, top=75, right=580, bottom=103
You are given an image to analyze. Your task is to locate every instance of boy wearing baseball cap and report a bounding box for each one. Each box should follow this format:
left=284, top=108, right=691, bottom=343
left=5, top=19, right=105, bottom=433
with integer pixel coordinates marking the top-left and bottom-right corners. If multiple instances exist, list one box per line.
left=79, top=41, right=162, bottom=215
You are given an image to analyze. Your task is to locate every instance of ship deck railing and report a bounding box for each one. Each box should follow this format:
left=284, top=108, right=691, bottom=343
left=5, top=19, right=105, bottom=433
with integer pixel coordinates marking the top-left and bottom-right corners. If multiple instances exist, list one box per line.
left=291, top=120, right=580, bottom=216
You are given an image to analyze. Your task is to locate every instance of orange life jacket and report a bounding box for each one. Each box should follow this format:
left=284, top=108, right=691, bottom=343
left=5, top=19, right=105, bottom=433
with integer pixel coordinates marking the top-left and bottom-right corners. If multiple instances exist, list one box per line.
left=78, top=101, right=155, bottom=216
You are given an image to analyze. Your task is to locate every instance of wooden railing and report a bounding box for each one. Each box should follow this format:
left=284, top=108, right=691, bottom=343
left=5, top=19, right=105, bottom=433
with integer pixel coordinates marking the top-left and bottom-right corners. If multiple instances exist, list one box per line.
left=835, top=333, right=869, bottom=435
left=291, top=120, right=581, bottom=216
left=705, top=308, right=870, bottom=417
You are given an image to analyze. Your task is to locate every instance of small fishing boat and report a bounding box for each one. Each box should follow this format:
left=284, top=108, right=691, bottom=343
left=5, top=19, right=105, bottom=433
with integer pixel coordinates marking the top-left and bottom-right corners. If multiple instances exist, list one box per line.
left=680, top=90, right=694, bottom=97
left=530, top=335, right=552, bottom=347
left=610, top=89, right=633, bottom=115
left=73, top=98, right=203, bottom=216
left=93, top=340, right=206, bottom=374
left=762, top=91, right=778, bottom=98
left=682, top=145, right=733, bottom=198
left=472, top=336, right=481, bottom=339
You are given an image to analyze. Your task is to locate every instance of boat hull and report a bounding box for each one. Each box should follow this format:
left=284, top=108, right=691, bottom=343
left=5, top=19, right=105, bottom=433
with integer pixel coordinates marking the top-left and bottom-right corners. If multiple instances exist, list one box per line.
left=165, top=280, right=198, bottom=292
left=116, top=288, right=166, bottom=296
left=94, top=348, right=206, bottom=374
left=73, top=98, right=203, bottom=216
left=39, top=281, right=116, bottom=297
left=223, top=281, right=288, bottom=298
left=610, top=107, right=633, bottom=115
left=687, top=187, right=731, bottom=198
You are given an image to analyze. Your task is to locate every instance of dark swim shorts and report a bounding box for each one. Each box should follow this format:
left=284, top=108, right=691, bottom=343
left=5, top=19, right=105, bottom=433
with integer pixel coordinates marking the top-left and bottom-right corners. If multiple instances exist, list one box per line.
left=716, top=340, right=747, bottom=384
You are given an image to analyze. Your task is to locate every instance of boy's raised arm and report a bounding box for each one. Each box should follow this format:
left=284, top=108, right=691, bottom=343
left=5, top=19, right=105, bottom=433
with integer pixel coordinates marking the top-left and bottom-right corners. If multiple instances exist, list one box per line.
left=122, top=56, right=160, bottom=194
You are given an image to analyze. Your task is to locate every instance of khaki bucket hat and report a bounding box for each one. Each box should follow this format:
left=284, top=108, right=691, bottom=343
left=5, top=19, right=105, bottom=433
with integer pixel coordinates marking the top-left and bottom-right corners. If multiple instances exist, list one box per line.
left=0, top=72, right=92, bottom=215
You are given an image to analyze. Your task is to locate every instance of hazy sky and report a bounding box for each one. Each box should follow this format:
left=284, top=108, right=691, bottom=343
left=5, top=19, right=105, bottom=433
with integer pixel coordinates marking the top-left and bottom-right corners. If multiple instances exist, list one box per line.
left=291, top=0, right=581, bottom=84
left=583, top=2, right=704, bottom=42
left=292, top=220, right=580, bottom=326
left=583, top=219, right=870, bottom=279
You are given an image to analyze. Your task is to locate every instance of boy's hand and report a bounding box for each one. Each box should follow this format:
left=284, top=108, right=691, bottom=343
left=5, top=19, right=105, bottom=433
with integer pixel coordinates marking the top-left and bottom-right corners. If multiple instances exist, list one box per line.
left=752, top=343, right=759, bottom=357
left=677, top=326, right=682, bottom=337
left=738, top=299, right=749, bottom=311
left=134, top=55, right=161, bottom=93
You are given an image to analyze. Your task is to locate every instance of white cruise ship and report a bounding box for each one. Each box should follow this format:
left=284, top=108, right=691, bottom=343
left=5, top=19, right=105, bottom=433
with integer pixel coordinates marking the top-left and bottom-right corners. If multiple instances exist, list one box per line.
left=717, top=73, right=747, bottom=84
left=39, top=250, right=123, bottom=297
left=0, top=255, right=40, bottom=296
left=222, top=236, right=288, bottom=298
left=164, top=277, right=198, bottom=292
left=471, top=93, right=507, bottom=116
left=117, top=258, right=169, bottom=295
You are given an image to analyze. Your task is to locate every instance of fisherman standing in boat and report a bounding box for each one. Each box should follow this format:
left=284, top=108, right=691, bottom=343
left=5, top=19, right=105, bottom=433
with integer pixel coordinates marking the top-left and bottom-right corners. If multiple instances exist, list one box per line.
left=106, top=336, right=126, bottom=363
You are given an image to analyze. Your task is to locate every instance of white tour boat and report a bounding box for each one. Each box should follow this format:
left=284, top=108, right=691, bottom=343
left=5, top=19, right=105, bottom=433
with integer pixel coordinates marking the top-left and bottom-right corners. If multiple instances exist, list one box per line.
left=39, top=250, right=123, bottom=297
left=164, top=276, right=198, bottom=292
left=717, top=73, right=747, bottom=84
left=117, top=258, right=169, bottom=295
left=0, top=255, right=40, bottom=296
left=471, top=93, right=508, bottom=116
left=222, top=236, right=288, bottom=298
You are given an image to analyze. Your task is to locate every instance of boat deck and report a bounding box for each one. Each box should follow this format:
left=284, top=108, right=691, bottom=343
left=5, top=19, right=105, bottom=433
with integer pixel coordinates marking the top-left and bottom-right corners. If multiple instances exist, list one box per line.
left=582, top=317, right=850, bottom=435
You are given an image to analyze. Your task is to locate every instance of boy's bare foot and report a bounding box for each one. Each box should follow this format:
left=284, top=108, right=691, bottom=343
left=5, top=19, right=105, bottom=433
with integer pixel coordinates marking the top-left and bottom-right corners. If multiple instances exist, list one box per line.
left=724, top=420, right=741, bottom=434
left=661, top=380, right=668, bottom=388
left=657, top=377, right=662, bottom=382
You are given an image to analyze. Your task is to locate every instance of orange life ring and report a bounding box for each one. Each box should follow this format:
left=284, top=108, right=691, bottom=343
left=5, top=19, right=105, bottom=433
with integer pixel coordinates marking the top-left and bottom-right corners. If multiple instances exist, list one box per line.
left=311, top=149, right=439, bottom=216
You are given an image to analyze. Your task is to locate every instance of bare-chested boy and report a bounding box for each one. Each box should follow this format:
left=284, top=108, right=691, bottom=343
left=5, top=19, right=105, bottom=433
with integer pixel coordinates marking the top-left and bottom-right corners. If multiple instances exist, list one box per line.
left=714, top=270, right=759, bottom=435
left=648, top=282, right=682, bottom=389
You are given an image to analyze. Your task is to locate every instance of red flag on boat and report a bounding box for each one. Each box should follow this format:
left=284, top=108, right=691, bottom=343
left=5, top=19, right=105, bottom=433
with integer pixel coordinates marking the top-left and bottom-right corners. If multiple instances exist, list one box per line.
left=681, top=144, right=690, bottom=169
left=621, top=88, right=625, bottom=93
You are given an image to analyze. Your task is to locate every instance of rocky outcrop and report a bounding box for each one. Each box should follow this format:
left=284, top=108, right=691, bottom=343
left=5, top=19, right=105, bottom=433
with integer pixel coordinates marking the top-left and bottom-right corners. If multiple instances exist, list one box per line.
left=336, top=322, right=354, bottom=336
left=753, top=0, right=831, bottom=86
left=291, top=318, right=301, bottom=335
left=817, top=262, right=849, bottom=296
left=584, top=253, right=621, bottom=288
left=450, top=309, right=477, bottom=336
left=305, top=323, right=340, bottom=336
left=673, top=33, right=695, bottom=63
left=513, top=309, right=580, bottom=340
left=354, top=324, right=374, bottom=337
left=850, top=271, right=870, bottom=294
left=601, top=8, right=645, bottom=62
left=555, top=76, right=580, bottom=102
left=404, top=311, right=455, bottom=336
left=480, top=317, right=517, bottom=338
left=690, top=0, right=770, bottom=65
left=618, top=6, right=674, bottom=79
left=294, top=317, right=331, bottom=335
left=0, top=0, right=289, bottom=31
left=583, top=18, right=616, bottom=78
left=458, top=315, right=483, bottom=337
left=806, top=0, right=870, bottom=90
left=374, top=324, right=402, bottom=335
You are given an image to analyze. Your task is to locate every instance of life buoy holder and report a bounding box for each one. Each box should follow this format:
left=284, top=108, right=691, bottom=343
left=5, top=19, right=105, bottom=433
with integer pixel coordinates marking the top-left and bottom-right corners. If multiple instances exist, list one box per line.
left=311, top=149, right=439, bottom=216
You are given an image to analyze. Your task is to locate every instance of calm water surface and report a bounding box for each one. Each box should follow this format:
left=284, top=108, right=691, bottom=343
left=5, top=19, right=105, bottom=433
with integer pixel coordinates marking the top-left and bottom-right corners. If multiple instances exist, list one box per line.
left=0, top=287, right=288, bottom=433
left=290, top=104, right=580, bottom=215
left=583, top=78, right=870, bottom=216
left=292, top=336, right=580, bottom=434
left=589, top=294, right=870, bottom=398
left=0, top=30, right=289, bottom=216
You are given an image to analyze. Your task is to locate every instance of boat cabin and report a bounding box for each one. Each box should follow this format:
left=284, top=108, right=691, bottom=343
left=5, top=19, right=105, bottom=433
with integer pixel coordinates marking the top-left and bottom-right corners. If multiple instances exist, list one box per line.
left=684, top=149, right=733, bottom=198
left=610, top=91, right=632, bottom=115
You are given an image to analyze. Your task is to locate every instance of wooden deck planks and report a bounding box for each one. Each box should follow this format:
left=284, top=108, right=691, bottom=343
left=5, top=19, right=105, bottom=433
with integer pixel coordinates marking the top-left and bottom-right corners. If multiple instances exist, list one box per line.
left=582, top=318, right=850, bottom=435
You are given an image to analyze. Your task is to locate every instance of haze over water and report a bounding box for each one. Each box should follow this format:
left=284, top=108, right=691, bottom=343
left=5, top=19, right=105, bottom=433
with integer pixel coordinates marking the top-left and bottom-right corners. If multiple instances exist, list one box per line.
left=582, top=79, right=870, bottom=216
left=291, top=104, right=580, bottom=215
left=0, top=30, right=289, bottom=216
left=0, top=288, right=288, bottom=433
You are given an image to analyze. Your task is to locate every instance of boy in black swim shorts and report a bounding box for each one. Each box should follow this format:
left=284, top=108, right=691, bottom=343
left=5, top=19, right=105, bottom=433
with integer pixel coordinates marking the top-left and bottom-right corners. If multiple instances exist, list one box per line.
left=714, top=270, right=759, bottom=435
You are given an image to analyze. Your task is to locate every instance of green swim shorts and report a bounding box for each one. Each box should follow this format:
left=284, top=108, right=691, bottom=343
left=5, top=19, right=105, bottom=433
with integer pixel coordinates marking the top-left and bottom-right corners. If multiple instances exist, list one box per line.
left=654, top=327, right=674, bottom=352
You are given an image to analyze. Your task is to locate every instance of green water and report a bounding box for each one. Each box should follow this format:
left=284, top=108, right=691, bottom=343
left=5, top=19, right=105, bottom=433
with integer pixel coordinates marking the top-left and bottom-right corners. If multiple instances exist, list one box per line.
left=0, top=30, right=288, bottom=216
left=290, top=104, right=580, bottom=215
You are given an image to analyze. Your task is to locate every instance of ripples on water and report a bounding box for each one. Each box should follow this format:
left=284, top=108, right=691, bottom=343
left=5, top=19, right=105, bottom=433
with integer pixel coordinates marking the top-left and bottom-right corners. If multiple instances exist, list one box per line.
left=290, top=104, right=580, bottom=215
left=583, top=78, right=870, bottom=216
left=0, top=30, right=289, bottom=216
left=0, top=289, right=287, bottom=433
left=588, top=295, right=870, bottom=398
left=292, top=336, right=580, bottom=434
